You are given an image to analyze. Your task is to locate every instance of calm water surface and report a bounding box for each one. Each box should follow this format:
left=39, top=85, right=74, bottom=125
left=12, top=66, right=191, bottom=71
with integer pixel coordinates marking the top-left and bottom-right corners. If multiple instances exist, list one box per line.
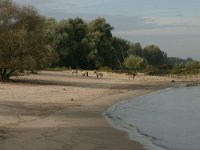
left=104, top=86, right=200, bottom=150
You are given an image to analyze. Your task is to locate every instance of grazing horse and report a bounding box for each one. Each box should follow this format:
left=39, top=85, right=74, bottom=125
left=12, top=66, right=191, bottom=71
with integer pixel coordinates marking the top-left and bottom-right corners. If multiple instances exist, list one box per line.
left=94, top=71, right=103, bottom=78
left=72, top=69, right=78, bottom=75
left=126, top=72, right=136, bottom=80
left=81, top=71, right=88, bottom=77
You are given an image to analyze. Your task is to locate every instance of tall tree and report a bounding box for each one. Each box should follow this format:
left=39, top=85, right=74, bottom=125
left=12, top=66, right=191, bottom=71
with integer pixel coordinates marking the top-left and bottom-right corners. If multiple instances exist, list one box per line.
left=87, top=17, right=114, bottom=69
left=129, top=42, right=143, bottom=57
left=0, top=0, right=56, bottom=81
left=143, top=45, right=167, bottom=66
left=55, top=17, right=89, bottom=68
left=111, top=37, right=130, bottom=69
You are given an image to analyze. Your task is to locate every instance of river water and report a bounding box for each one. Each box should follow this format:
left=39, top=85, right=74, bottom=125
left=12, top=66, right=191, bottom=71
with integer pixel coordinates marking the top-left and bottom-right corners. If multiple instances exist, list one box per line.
left=104, top=86, right=200, bottom=150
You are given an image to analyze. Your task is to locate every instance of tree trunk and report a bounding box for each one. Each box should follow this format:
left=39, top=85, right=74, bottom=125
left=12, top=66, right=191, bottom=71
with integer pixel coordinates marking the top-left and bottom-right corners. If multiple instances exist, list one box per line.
left=0, top=69, right=15, bottom=82
left=0, top=69, right=3, bottom=81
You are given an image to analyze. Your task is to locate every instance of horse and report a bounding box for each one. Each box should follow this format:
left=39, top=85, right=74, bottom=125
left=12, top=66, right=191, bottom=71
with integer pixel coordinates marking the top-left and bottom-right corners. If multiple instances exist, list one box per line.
left=72, top=69, right=78, bottom=75
left=94, top=71, right=103, bottom=78
left=81, top=71, right=88, bottom=77
left=126, top=72, right=136, bottom=80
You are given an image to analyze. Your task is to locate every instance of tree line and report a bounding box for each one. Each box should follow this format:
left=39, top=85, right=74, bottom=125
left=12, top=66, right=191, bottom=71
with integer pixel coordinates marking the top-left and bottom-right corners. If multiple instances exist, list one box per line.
left=0, top=0, right=199, bottom=81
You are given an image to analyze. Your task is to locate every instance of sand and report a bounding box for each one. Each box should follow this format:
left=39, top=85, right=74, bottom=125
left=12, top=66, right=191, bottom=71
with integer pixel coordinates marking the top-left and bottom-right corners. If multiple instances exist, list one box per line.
left=0, top=71, right=181, bottom=150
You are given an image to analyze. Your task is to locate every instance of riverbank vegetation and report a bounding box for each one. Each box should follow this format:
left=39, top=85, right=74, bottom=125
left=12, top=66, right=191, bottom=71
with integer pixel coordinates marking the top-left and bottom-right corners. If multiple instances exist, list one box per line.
left=0, top=0, right=199, bottom=81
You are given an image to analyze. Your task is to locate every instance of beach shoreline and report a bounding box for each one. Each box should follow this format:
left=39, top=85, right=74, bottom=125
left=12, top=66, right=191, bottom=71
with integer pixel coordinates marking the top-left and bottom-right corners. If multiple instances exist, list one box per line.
left=0, top=71, right=194, bottom=150
left=104, top=84, right=200, bottom=150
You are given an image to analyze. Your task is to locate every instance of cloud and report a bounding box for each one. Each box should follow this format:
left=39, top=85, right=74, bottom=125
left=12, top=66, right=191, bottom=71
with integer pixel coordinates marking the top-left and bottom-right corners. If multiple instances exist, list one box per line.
left=13, top=0, right=113, bottom=17
left=13, top=0, right=112, bottom=8
left=176, top=14, right=185, bottom=17
left=61, top=0, right=112, bottom=6
left=13, top=0, right=55, bottom=5
left=106, top=15, right=196, bottom=32
left=110, top=14, right=200, bottom=38
left=115, top=27, right=200, bottom=36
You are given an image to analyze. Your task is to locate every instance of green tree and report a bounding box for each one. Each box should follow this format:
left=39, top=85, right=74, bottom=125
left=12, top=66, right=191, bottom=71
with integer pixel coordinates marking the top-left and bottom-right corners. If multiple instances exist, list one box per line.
left=124, top=55, right=147, bottom=71
left=55, top=17, right=89, bottom=68
left=87, top=18, right=114, bottom=69
left=143, top=45, right=167, bottom=66
left=0, top=0, right=56, bottom=81
left=186, top=61, right=200, bottom=70
left=129, top=42, right=143, bottom=57
left=111, top=37, right=130, bottom=69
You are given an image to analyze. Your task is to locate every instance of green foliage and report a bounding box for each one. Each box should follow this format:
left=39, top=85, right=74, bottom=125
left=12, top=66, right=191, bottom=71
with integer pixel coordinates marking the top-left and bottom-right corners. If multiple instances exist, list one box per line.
left=99, top=66, right=112, bottom=72
left=86, top=18, right=114, bottom=69
left=144, top=65, right=157, bottom=74
left=186, top=61, right=200, bottom=70
left=144, top=65, right=172, bottom=75
left=111, top=37, right=130, bottom=69
left=54, top=17, right=116, bottom=69
left=124, top=55, right=147, bottom=70
left=0, top=0, right=56, bottom=81
left=129, top=42, right=143, bottom=57
left=143, top=45, right=167, bottom=65
left=54, top=17, right=88, bottom=68
left=146, top=70, right=171, bottom=75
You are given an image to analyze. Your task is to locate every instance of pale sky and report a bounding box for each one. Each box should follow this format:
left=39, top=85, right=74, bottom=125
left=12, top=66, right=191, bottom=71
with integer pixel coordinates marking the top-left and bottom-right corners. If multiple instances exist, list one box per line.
left=13, top=0, right=200, bottom=60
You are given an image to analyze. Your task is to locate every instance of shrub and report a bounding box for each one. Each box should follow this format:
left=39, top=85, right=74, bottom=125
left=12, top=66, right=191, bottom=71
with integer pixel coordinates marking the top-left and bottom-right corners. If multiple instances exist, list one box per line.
left=99, top=66, right=112, bottom=72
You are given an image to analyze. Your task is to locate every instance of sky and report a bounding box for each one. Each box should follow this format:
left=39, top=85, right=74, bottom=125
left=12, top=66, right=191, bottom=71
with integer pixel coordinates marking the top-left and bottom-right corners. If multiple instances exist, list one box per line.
left=13, top=0, right=200, bottom=60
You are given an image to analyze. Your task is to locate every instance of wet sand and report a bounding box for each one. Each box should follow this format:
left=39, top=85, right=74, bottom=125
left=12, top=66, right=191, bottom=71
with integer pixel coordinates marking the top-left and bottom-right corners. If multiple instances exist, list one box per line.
left=0, top=71, right=176, bottom=150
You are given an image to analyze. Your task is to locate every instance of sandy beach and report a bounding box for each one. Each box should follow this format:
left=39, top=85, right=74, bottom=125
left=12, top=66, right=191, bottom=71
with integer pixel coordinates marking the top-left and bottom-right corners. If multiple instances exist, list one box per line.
left=0, top=71, right=183, bottom=150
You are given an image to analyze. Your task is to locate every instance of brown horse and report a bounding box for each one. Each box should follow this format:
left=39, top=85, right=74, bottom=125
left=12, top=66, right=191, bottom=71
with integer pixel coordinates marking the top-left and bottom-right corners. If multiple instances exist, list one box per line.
left=126, top=72, right=136, bottom=80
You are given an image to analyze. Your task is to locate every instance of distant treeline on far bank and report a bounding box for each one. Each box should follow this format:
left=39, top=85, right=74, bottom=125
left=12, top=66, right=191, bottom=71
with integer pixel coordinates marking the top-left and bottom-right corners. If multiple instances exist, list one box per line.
left=0, top=0, right=200, bottom=81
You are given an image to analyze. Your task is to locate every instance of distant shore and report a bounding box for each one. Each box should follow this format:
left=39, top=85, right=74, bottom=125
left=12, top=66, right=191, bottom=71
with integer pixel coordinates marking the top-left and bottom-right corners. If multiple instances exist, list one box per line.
left=0, top=71, right=198, bottom=150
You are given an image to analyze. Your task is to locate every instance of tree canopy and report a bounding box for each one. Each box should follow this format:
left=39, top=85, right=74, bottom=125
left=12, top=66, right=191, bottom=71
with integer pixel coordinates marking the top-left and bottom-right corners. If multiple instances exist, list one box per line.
left=143, top=45, right=167, bottom=65
left=0, top=0, right=56, bottom=81
left=124, top=55, right=147, bottom=71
